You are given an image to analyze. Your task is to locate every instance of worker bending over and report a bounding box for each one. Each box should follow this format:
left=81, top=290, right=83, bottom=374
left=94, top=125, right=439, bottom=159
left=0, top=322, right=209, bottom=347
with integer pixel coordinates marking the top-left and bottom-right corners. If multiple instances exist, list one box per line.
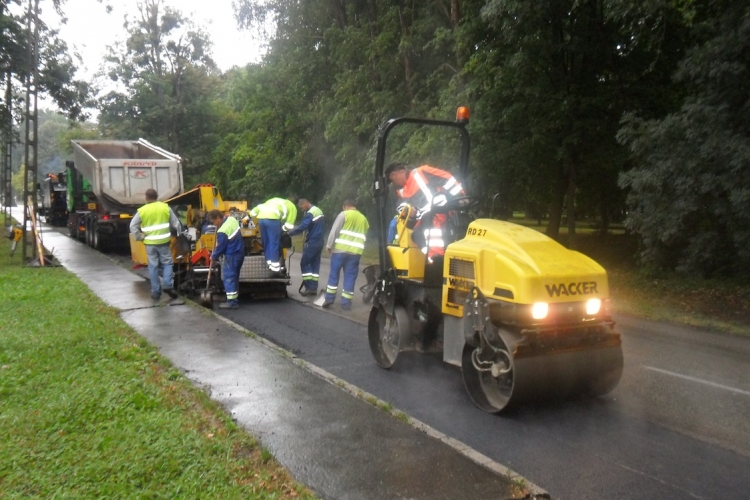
left=287, top=198, right=325, bottom=296
left=245, top=196, right=297, bottom=275
left=208, top=210, right=246, bottom=310
left=385, top=163, right=465, bottom=261
left=322, top=199, right=369, bottom=311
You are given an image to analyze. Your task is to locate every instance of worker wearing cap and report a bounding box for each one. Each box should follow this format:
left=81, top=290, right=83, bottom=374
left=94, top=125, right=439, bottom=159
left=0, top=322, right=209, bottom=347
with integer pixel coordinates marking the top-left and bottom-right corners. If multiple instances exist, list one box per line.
left=208, top=210, right=246, bottom=310
left=384, top=163, right=464, bottom=262
left=130, top=188, right=182, bottom=300
left=244, top=196, right=297, bottom=275
left=287, top=198, right=325, bottom=296
left=322, top=199, right=369, bottom=311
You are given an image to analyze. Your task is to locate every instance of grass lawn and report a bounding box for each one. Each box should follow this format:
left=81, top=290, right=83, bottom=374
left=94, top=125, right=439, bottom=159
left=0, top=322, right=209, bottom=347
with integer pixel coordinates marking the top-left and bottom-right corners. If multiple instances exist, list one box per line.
left=0, top=215, right=314, bottom=498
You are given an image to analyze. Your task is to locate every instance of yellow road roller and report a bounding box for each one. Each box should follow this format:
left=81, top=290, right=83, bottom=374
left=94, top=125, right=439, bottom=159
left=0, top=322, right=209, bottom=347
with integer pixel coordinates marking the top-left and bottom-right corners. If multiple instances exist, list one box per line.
left=367, top=108, right=623, bottom=413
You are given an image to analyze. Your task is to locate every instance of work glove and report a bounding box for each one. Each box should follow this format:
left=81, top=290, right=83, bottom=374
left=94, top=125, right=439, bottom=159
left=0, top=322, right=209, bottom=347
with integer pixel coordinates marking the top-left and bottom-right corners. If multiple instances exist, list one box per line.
left=135, top=232, right=146, bottom=242
left=414, top=207, right=429, bottom=221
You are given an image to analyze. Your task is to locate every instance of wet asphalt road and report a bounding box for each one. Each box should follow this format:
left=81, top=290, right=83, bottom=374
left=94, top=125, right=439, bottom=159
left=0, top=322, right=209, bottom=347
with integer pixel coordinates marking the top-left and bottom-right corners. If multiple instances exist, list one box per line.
left=217, top=297, right=750, bottom=500
left=31, top=215, right=750, bottom=500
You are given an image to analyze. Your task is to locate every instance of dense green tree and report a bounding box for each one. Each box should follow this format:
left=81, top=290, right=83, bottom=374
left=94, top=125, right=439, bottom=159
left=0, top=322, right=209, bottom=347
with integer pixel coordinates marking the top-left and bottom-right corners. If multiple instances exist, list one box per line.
left=227, top=0, right=473, bottom=220
left=463, top=0, right=687, bottom=241
left=97, top=0, right=221, bottom=184
left=618, top=0, right=750, bottom=277
left=226, top=0, right=688, bottom=236
left=1, top=0, right=93, bottom=122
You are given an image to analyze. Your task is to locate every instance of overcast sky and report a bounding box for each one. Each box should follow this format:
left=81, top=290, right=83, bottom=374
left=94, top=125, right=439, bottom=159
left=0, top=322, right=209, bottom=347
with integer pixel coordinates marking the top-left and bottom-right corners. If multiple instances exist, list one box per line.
left=43, top=0, right=266, bottom=78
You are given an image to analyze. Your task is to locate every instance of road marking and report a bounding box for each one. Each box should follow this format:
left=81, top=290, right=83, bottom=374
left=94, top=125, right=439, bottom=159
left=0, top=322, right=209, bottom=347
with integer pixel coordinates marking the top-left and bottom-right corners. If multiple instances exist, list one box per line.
left=644, top=366, right=750, bottom=397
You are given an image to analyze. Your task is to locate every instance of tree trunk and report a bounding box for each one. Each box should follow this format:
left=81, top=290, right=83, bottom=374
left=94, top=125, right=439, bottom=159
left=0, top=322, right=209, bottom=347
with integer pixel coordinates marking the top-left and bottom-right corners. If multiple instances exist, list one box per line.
left=331, top=0, right=347, bottom=29
left=450, top=0, right=460, bottom=26
left=398, top=4, right=415, bottom=105
left=599, top=192, right=610, bottom=235
left=565, top=170, right=576, bottom=249
left=546, top=161, right=567, bottom=240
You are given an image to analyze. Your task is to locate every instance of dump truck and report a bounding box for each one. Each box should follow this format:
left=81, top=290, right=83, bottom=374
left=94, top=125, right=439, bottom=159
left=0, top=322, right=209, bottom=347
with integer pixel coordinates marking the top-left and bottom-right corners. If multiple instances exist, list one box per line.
left=38, top=172, right=68, bottom=227
left=66, top=139, right=184, bottom=251
left=129, top=184, right=291, bottom=303
left=367, top=107, right=623, bottom=413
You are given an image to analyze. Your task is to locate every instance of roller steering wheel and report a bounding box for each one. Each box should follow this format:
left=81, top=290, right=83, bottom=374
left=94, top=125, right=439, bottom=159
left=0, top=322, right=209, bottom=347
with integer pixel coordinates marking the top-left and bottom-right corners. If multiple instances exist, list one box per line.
left=431, top=195, right=479, bottom=214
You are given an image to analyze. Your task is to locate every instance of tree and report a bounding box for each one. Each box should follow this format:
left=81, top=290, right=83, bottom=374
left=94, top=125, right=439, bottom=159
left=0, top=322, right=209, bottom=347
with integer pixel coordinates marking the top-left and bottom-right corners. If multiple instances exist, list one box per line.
left=0, top=0, right=93, bottom=121
left=467, top=0, right=686, bottom=241
left=618, top=0, right=750, bottom=277
left=97, top=0, right=221, bottom=184
left=228, top=0, right=472, bottom=219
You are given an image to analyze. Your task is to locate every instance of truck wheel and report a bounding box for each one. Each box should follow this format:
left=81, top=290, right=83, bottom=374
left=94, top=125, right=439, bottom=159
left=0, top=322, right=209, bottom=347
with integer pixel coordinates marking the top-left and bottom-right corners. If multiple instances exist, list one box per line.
left=92, top=222, right=100, bottom=250
left=85, top=218, right=92, bottom=247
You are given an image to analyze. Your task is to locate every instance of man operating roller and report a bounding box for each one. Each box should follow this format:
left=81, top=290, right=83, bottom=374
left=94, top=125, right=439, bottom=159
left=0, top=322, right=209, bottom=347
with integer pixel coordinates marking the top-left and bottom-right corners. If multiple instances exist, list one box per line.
left=384, top=163, right=465, bottom=262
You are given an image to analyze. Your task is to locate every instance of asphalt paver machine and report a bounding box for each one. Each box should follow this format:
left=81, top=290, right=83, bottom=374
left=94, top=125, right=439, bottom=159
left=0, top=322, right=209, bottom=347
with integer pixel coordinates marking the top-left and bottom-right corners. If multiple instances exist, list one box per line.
left=368, top=107, right=623, bottom=413
left=130, top=184, right=290, bottom=304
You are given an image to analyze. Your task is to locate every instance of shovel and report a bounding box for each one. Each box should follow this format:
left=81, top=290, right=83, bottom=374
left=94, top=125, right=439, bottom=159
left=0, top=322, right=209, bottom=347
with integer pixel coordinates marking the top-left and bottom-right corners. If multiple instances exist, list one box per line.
left=199, top=236, right=218, bottom=308
left=199, top=262, right=215, bottom=308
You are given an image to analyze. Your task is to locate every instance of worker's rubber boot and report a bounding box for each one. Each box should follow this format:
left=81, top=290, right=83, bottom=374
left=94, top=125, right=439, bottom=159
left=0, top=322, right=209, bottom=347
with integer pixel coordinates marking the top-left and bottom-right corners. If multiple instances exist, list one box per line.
left=218, top=302, right=238, bottom=310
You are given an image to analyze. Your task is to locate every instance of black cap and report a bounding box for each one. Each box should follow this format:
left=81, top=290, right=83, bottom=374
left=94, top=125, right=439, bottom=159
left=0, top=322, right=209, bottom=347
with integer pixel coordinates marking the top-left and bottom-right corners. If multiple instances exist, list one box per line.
left=384, top=162, right=407, bottom=182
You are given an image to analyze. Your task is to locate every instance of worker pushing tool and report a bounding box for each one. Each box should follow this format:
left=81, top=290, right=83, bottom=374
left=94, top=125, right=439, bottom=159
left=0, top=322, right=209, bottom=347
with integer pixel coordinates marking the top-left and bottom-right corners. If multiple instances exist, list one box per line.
left=208, top=209, right=246, bottom=309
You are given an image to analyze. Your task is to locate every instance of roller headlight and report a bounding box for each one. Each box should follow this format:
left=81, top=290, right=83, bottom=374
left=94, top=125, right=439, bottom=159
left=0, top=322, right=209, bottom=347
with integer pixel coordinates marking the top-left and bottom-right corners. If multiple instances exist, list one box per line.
left=586, top=298, right=602, bottom=315
left=531, top=302, right=549, bottom=320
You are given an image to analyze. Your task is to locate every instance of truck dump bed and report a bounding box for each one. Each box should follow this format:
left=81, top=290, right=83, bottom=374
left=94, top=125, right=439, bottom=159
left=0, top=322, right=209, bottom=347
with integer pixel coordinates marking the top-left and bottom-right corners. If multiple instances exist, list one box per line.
left=71, top=139, right=183, bottom=213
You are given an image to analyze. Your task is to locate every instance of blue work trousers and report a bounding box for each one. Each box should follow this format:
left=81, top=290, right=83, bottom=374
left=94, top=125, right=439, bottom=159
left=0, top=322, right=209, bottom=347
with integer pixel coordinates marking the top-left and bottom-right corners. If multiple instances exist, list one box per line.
left=259, top=219, right=282, bottom=272
left=325, top=252, right=361, bottom=306
left=300, top=241, right=323, bottom=292
left=146, top=243, right=174, bottom=296
left=222, top=252, right=245, bottom=306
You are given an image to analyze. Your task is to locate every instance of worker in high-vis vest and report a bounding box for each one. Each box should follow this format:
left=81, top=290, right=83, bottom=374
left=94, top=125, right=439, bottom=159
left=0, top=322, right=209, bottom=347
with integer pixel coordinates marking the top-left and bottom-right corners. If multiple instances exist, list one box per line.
left=322, top=199, right=369, bottom=311
left=208, top=210, right=246, bottom=310
left=130, top=188, right=182, bottom=300
left=385, top=162, right=465, bottom=262
left=244, top=196, right=297, bottom=275
left=287, top=198, right=325, bottom=296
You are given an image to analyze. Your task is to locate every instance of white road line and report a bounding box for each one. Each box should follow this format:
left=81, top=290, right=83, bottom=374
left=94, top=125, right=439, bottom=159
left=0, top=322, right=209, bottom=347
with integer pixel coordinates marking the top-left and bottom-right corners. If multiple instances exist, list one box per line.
left=644, top=366, right=750, bottom=397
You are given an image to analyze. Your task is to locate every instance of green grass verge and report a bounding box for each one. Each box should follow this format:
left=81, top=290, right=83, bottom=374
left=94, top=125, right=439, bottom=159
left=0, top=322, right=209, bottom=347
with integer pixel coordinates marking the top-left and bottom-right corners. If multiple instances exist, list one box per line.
left=0, top=215, right=314, bottom=499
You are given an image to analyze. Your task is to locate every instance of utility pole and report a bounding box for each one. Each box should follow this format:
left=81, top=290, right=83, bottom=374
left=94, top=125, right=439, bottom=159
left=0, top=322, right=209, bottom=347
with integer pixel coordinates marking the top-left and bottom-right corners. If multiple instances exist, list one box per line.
left=1, top=2, right=14, bottom=228
left=1, top=73, right=12, bottom=227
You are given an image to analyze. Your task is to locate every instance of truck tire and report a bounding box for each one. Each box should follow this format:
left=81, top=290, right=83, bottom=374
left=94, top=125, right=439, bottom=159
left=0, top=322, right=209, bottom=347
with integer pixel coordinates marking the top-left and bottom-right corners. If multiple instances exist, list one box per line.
left=86, top=217, right=93, bottom=247
left=77, top=216, right=86, bottom=242
left=92, top=221, right=100, bottom=250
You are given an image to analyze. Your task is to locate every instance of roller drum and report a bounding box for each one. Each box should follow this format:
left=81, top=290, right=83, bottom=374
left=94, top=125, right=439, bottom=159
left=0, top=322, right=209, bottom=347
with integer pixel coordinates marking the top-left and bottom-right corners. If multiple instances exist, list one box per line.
left=462, top=323, right=623, bottom=413
left=368, top=305, right=411, bottom=369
